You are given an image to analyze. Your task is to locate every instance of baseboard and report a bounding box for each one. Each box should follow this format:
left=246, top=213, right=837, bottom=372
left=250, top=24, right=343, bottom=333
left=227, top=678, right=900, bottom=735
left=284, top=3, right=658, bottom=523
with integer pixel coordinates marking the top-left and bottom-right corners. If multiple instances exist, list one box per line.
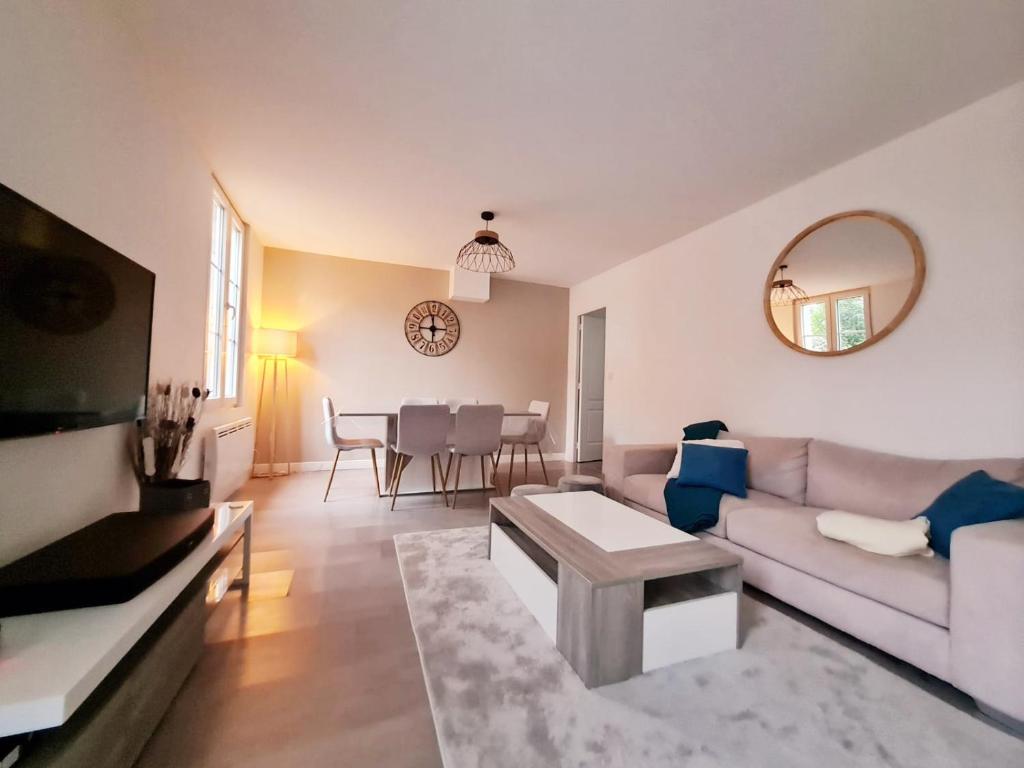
left=252, top=452, right=565, bottom=477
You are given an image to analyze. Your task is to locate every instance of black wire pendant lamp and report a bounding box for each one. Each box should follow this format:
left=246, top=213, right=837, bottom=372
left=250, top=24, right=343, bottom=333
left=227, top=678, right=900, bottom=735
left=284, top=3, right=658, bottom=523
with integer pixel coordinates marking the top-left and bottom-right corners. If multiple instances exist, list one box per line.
left=456, top=211, right=515, bottom=273
left=769, top=264, right=809, bottom=306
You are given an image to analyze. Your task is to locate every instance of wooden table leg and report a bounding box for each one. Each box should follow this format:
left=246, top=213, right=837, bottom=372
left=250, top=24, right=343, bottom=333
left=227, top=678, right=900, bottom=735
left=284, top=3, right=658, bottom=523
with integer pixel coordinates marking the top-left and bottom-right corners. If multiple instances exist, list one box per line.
left=555, top=564, right=642, bottom=688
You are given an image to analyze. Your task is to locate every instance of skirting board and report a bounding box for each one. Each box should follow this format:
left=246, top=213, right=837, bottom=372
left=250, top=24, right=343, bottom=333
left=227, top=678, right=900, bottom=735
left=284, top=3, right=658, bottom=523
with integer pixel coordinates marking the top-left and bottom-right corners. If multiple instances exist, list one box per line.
left=252, top=453, right=565, bottom=477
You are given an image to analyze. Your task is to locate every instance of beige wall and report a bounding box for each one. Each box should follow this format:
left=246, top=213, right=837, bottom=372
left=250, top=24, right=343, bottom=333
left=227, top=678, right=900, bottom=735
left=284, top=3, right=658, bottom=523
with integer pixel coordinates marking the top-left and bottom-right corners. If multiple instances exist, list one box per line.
left=0, top=5, right=260, bottom=564
left=566, top=82, right=1024, bottom=461
left=258, top=248, right=569, bottom=465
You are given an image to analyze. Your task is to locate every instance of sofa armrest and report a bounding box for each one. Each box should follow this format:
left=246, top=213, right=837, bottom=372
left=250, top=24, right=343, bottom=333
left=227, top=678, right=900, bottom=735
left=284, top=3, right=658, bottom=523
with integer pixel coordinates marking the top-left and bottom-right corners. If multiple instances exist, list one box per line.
left=950, top=518, right=1024, bottom=723
left=603, top=443, right=676, bottom=501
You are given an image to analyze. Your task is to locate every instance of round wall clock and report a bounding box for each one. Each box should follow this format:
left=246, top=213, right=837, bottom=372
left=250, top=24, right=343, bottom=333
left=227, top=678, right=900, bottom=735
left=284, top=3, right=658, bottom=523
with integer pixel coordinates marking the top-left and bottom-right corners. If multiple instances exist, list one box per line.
left=404, top=300, right=460, bottom=356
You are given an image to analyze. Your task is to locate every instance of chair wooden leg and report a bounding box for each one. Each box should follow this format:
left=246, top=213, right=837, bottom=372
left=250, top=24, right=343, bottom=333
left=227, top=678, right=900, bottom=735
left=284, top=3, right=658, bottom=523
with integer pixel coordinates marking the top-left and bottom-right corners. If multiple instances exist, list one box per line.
left=323, top=449, right=341, bottom=502
left=452, top=454, right=463, bottom=509
left=435, top=454, right=449, bottom=506
left=369, top=448, right=381, bottom=497
left=480, top=455, right=487, bottom=499
left=535, top=443, right=549, bottom=484
left=431, top=455, right=437, bottom=494
left=387, top=451, right=400, bottom=495
left=444, top=452, right=453, bottom=489
left=507, top=444, right=516, bottom=492
left=390, top=454, right=408, bottom=510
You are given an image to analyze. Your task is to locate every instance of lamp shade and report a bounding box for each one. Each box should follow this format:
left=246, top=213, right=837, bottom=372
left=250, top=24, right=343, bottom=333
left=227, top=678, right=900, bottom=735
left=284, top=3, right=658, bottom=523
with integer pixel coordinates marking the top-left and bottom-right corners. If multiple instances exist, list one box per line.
left=255, top=328, right=297, bottom=357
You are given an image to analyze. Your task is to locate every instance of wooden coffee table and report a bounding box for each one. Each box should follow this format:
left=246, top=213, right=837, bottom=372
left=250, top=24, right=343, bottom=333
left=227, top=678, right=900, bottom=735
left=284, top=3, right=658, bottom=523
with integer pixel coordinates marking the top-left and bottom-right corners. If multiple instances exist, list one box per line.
left=489, top=491, right=742, bottom=688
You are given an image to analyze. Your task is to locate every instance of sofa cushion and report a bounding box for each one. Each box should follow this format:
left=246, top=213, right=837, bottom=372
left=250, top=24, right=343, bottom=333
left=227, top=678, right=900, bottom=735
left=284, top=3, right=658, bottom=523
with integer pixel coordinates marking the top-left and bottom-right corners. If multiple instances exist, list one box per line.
left=920, top=470, right=1024, bottom=558
left=727, top=505, right=951, bottom=627
left=805, top=440, right=1024, bottom=521
left=621, top=474, right=792, bottom=538
left=722, top=432, right=810, bottom=504
left=676, top=444, right=749, bottom=497
left=712, top=490, right=798, bottom=538
left=623, top=473, right=670, bottom=515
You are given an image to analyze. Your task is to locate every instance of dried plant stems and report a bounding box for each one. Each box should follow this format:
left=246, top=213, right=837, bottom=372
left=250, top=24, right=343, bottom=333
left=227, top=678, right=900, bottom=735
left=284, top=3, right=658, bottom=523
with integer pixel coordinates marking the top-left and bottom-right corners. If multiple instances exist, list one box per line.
left=132, top=381, right=210, bottom=484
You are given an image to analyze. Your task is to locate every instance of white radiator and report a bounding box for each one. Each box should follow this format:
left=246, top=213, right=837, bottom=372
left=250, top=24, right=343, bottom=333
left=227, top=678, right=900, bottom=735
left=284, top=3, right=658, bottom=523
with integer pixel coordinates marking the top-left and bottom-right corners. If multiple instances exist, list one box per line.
left=204, top=417, right=255, bottom=502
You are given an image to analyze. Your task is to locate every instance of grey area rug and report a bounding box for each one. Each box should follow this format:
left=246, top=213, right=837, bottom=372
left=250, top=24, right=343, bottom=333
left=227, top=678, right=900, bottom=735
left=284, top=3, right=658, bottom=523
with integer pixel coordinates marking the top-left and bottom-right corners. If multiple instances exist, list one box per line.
left=395, top=526, right=1024, bottom=768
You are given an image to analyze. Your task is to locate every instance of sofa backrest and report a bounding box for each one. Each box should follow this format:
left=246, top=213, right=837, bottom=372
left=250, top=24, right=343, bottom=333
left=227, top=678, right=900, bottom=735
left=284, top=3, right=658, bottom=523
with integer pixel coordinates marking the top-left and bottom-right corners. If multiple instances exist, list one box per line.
left=722, top=432, right=810, bottom=504
left=805, top=440, right=1024, bottom=520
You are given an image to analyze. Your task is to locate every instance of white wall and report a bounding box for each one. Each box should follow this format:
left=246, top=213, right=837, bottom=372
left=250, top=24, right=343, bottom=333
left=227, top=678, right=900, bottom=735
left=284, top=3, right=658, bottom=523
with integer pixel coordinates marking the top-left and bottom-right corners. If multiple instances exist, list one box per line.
left=0, top=4, right=254, bottom=564
left=565, top=82, right=1024, bottom=461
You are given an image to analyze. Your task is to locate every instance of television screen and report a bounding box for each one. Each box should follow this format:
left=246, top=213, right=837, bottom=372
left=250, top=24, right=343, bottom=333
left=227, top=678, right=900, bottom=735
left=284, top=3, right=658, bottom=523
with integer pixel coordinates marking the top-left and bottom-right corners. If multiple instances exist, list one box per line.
left=0, top=182, right=154, bottom=439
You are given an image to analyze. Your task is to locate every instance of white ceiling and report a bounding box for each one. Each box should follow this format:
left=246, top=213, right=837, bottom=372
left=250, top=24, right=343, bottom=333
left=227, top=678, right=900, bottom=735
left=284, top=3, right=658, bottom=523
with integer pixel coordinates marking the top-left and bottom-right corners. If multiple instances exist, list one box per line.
left=114, top=1, right=1024, bottom=287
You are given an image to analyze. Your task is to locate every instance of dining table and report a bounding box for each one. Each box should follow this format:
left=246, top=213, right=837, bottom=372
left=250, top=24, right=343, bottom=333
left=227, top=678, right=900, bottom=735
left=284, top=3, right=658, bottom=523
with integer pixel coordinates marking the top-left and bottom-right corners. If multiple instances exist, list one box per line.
left=334, top=408, right=540, bottom=497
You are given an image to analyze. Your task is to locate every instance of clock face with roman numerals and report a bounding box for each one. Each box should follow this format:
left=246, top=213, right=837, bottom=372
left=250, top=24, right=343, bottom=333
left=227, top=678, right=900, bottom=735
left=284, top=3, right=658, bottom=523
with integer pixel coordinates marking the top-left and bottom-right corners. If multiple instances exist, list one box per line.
left=404, top=300, right=460, bottom=357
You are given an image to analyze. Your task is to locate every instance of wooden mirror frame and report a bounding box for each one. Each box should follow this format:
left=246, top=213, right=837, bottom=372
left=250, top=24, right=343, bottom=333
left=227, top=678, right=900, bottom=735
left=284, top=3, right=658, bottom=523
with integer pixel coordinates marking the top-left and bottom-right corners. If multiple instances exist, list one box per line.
left=763, top=210, right=926, bottom=357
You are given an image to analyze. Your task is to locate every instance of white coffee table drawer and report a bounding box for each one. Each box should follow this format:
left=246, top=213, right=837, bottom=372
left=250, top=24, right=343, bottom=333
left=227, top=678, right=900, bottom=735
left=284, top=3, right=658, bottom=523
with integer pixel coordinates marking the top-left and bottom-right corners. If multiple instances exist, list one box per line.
left=642, top=590, right=738, bottom=672
left=490, top=523, right=558, bottom=642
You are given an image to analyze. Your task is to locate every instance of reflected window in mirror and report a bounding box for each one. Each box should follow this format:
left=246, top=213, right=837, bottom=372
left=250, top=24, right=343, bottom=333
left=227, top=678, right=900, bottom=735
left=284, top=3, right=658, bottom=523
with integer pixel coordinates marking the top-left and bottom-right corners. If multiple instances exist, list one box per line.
left=764, top=211, right=925, bottom=357
left=791, top=289, right=872, bottom=352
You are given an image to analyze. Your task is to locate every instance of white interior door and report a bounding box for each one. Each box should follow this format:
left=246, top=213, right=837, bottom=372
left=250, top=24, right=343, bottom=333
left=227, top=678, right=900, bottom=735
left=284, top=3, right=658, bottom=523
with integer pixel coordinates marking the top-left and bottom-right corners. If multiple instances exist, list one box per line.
left=576, top=312, right=606, bottom=462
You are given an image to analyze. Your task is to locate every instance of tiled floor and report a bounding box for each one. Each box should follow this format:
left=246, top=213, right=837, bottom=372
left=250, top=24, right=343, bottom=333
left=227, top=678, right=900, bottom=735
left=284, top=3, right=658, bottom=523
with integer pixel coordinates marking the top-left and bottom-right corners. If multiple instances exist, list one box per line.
left=136, top=460, right=599, bottom=767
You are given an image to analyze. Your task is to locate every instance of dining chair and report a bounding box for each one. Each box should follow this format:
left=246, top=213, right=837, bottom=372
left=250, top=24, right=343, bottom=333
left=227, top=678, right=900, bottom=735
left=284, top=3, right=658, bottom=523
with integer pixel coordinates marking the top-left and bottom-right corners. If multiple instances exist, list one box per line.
left=401, top=396, right=438, bottom=405
left=322, top=397, right=384, bottom=502
left=444, top=405, right=504, bottom=508
left=497, top=400, right=550, bottom=489
left=443, top=397, right=478, bottom=443
left=443, top=397, right=478, bottom=410
left=389, top=404, right=450, bottom=510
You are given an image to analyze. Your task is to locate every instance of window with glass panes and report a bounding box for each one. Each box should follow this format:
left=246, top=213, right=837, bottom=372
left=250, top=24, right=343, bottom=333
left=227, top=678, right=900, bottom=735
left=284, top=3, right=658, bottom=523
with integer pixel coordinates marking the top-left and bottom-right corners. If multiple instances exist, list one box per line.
left=204, top=189, right=246, bottom=402
left=794, top=289, right=871, bottom=353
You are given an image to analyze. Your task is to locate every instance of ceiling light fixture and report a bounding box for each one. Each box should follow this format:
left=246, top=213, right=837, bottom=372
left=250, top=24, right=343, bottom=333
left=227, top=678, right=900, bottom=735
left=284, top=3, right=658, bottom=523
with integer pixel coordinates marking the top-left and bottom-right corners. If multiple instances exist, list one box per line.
left=456, top=211, right=515, bottom=273
left=769, top=265, right=809, bottom=306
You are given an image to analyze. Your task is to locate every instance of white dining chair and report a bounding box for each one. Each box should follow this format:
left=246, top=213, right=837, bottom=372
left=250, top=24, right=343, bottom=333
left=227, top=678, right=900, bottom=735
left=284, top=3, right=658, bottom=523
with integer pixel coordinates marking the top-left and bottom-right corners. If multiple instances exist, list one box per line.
left=443, top=397, right=478, bottom=411
left=401, top=396, right=438, bottom=405
left=497, top=400, right=550, bottom=489
left=322, top=397, right=384, bottom=502
left=443, top=397, right=478, bottom=444
left=389, top=404, right=450, bottom=510
left=444, top=405, right=504, bottom=508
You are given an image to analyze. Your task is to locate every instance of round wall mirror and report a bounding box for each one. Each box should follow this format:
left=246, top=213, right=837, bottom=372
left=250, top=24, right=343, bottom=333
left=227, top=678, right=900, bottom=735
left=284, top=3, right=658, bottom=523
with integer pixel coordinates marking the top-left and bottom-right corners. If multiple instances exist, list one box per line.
left=764, top=211, right=925, bottom=356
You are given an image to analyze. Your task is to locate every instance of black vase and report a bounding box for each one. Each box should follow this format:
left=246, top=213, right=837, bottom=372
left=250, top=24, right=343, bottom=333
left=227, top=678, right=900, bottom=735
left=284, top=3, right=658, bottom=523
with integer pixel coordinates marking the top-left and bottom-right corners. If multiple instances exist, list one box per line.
left=138, top=479, right=212, bottom=513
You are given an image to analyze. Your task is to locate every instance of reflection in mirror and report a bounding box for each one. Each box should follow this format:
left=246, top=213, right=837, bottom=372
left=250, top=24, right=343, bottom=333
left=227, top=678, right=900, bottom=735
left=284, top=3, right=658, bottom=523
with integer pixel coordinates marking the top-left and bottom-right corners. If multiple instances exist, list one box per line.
left=766, top=212, right=924, bottom=356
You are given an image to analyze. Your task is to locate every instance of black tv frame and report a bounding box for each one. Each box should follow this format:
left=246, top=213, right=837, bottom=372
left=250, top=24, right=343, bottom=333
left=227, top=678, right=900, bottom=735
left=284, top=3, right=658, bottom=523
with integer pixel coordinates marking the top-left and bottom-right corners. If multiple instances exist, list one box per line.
left=0, top=181, right=156, bottom=440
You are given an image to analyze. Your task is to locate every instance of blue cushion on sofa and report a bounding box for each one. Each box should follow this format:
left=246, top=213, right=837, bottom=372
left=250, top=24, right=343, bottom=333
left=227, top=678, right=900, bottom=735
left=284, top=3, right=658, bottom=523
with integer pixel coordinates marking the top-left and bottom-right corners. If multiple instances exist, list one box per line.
left=919, top=470, right=1024, bottom=558
left=676, top=443, right=748, bottom=498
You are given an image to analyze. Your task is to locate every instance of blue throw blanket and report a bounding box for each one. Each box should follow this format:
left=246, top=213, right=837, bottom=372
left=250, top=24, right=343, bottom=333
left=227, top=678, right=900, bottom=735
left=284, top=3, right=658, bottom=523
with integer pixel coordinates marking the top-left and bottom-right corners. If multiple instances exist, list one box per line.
left=663, top=420, right=728, bottom=533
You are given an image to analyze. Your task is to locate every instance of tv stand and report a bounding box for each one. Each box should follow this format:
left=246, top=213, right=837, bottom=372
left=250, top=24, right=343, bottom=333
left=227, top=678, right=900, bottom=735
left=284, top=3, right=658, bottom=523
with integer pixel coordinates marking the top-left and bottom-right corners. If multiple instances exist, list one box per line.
left=0, top=502, right=253, bottom=766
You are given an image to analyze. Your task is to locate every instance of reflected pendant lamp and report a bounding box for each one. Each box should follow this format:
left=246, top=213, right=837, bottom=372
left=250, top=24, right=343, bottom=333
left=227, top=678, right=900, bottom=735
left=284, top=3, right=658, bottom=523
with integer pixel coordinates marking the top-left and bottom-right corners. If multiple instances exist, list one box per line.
left=456, top=211, right=515, bottom=273
left=770, top=265, right=809, bottom=306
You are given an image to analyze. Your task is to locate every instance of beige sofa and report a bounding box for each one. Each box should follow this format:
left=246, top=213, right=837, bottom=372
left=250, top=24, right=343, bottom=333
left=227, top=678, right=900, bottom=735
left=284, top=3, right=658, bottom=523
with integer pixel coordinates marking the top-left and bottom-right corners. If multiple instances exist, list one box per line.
left=605, top=435, right=1024, bottom=727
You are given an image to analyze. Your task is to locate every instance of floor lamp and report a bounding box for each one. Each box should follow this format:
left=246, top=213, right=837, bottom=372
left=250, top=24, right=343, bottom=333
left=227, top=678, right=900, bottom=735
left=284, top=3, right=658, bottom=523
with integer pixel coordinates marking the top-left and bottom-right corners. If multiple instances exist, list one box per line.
left=254, top=328, right=298, bottom=478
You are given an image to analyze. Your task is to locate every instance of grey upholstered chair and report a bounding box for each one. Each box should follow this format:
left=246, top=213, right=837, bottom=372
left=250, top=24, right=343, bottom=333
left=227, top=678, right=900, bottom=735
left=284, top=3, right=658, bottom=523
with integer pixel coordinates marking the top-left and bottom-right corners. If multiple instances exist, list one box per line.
left=443, top=397, right=478, bottom=443
left=443, top=397, right=478, bottom=410
left=444, top=405, right=504, bottom=508
left=498, top=400, right=550, bottom=489
left=401, top=396, right=438, bottom=405
left=389, top=404, right=450, bottom=509
left=322, top=397, right=384, bottom=502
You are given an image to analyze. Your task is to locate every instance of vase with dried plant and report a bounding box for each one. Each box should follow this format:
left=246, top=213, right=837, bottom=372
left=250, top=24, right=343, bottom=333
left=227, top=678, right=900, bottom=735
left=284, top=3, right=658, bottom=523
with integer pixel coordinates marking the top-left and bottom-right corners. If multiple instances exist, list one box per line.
left=132, top=381, right=212, bottom=512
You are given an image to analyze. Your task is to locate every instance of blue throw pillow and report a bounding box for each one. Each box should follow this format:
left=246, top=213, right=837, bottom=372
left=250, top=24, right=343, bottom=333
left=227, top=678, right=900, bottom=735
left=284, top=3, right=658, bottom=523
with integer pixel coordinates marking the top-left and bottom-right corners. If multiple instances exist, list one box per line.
left=919, top=470, right=1024, bottom=558
left=676, top=443, right=749, bottom=498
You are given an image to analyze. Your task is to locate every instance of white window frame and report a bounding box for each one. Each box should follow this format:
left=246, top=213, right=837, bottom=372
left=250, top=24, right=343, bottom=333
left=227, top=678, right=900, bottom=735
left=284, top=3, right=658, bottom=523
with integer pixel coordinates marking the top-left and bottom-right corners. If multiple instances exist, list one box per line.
left=794, top=287, right=872, bottom=353
left=204, top=186, right=246, bottom=404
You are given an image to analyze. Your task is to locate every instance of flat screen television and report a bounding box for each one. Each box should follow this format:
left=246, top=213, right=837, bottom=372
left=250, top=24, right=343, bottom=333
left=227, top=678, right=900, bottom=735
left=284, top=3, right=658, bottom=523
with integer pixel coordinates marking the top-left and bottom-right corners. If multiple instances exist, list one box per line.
left=0, top=182, right=155, bottom=439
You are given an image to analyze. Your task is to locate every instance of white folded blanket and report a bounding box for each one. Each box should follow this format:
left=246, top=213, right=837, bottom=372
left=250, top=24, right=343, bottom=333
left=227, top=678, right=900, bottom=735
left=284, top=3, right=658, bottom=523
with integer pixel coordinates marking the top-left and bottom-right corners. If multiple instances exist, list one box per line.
left=816, top=510, right=933, bottom=557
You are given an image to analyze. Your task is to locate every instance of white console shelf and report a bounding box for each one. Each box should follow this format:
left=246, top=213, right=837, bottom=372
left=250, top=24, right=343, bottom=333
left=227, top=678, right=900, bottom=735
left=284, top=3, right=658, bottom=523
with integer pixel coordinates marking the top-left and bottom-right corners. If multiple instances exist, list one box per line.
left=0, top=501, right=253, bottom=738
